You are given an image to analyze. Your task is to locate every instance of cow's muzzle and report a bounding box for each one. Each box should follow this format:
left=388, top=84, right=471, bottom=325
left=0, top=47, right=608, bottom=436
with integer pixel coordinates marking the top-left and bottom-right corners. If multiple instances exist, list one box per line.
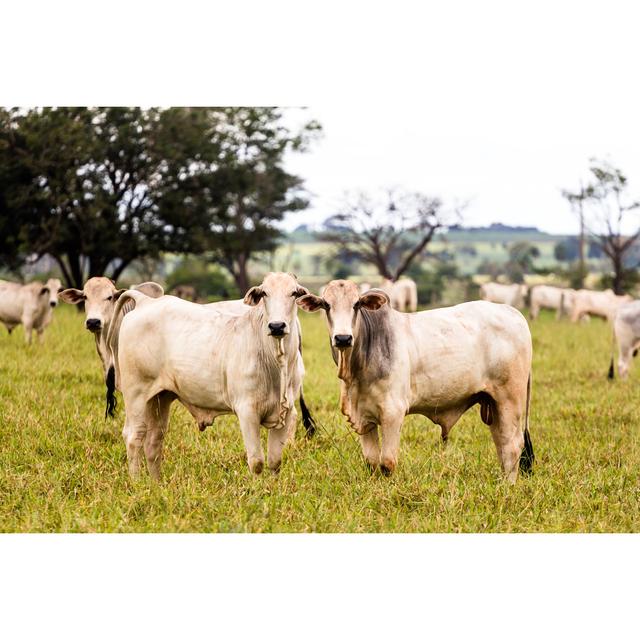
left=334, top=334, right=353, bottom=348
left=85, top=318, right=102, bottom=332
left=268, top=321, right=287, bottom=337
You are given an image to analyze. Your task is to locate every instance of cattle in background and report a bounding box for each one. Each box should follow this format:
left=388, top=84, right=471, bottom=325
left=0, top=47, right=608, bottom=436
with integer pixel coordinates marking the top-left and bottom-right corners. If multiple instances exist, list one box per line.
left=529, top=285, right=576, bottom=320
left=297, top=280, right=534, bottom=482
left=570, top=289, right=633, bottom=323
left=59, top=278, right=164, bottom=396
left=359, top=282, right=372, bottom=294
left=479, top=281, right=528, bottom=310
left=171, top=284, right=197, bottom=301
left=380, top=278, right=418, bottom=312
left=107, top=272, right=313, bottom=479
left=608, top=300, right=640, bottom=379
left=0, top=278, right=63, bottom=344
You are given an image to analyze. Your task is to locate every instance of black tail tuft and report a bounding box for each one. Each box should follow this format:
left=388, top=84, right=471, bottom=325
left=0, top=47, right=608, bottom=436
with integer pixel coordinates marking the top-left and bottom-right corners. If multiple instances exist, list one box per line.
left=608, top=358, right=615, bottom=380
left=105, top=365, right=117, bottom=419
left=299, top=392, right=316, bottom=438
left=519, top=428, right=535, bottom=475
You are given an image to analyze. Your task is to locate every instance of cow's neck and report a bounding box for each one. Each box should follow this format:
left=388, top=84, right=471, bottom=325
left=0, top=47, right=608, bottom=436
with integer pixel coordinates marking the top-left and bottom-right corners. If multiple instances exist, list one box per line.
left=250, top=307, right=300, bottom=429
left=339, top=306, right=396, bottom=386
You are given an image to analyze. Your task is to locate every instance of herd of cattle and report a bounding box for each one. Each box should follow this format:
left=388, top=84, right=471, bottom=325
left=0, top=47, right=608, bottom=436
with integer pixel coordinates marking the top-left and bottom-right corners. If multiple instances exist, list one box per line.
left=1, top=272, right=639, bottom=484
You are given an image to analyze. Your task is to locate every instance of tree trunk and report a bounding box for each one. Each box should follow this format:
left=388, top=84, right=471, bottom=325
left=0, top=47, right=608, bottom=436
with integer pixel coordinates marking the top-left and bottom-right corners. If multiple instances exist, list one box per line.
left=578, top=201, right=585, bottom=289
left=612, top=254, right=624, bottom=295
left=232, top=254, right=250, bottom=294
left=109, top=258, right=133, bottom=283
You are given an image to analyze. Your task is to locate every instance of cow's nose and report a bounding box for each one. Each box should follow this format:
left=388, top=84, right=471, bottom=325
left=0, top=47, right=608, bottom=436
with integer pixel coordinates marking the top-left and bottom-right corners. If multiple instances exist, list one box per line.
left=268, top=321, right=287, bottom=336
left=334, top=334, right=353, bottom=348
left=85, top=318, right=101, bottom=332
left=49, top=301, right=57, bottom=308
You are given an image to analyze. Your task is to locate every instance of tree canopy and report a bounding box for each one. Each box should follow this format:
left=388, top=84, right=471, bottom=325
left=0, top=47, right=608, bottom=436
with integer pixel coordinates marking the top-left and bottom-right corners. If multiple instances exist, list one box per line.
left=0, top=107, right=320, bottom=290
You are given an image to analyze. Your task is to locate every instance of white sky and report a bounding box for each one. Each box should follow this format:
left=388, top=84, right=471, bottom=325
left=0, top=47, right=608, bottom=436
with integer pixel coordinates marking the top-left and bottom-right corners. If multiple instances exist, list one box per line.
left=283, top=103, right=640, bottom=235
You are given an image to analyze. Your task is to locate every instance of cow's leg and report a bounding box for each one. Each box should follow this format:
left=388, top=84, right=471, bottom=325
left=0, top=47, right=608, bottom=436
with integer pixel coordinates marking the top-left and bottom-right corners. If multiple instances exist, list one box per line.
left=23, top=321, right=33, bottom=345
left=237, top=411, right=264, bottom=475
left=359, top=424, right=380, bottom=470
left=267, top=408, right=296, bottom=473
left=489, top=400, right=525, bottom=484
left=530, top=304, right=539, bottom=320
left=36, top=327, right=45, bottom=344
left=143, top=392, right=173, bottom=480
left=122, top=393, right=149, bottom=478
left=618, top=344, right=634, bottom=380
left=379, top=411, right=404, bottom=476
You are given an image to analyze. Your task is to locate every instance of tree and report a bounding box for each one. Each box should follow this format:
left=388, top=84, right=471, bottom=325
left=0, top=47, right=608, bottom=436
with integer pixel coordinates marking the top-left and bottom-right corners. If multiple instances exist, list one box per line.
left=321, top=188, right=460, bottom=281
left=581, top=159, right=640, bottom=294
left=504, top=241, right=540, bottom=283
left=0, top=107, right=321, bottom=291
left=561, top=184, right=589, bottom=288
left=154, top=108, right=321, bottom=292
left=0, top=107, right=184, bottom=287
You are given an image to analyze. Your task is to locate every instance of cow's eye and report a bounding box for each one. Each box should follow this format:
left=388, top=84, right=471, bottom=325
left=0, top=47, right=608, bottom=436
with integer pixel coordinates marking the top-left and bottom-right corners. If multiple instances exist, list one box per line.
left=106, top=295, right=113, bottom=301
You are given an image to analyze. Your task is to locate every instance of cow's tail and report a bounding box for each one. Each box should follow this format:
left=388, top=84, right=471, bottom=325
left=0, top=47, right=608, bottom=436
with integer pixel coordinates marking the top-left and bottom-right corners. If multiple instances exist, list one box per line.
left=104, top=289, right=150, bottom=419
left=608, top=324, right=617, bottom=380
left=519, top=371, right=535, bottom=475
left=299, top=390, right=316, bottom=438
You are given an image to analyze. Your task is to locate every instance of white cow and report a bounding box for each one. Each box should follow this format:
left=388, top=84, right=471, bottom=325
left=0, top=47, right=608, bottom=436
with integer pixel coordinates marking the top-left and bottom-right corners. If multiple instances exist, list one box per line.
left=608, top=300, right=640, bottom=379
left=380, top=278, right=418, bottom=312
left=570, top=289, right=633, bottom=323
left=529, top=285, right=576, bottom=320
left=297, top=280, right=534, bottom=482
left=59, top=277, right=164, bottom=396
left=0, top=277, right=63, bottom=343
left=359, top=282, right=372, bottom=294
left=107, top=272, right=310, bottom=479
left=479, top=281, right=528, bottom=310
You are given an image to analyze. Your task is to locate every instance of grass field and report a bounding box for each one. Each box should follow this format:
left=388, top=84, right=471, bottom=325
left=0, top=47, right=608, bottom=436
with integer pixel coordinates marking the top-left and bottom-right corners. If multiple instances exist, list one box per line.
left=1, top=304, right=639, bottom=533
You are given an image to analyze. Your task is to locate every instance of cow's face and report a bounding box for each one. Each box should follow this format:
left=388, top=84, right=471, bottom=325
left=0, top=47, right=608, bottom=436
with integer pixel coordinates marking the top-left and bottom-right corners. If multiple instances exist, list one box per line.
left=59, top=277, right=126, bottom=334
left=44, top=278, right=63, bottom=308
left=244, top=272, right=308, bottom=338
left=297, top=279, right=389, bottom=349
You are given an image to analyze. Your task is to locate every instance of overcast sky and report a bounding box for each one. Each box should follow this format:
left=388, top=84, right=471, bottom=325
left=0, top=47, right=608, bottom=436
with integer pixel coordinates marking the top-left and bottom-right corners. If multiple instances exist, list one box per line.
left=283, top=104, right=640, bottom=236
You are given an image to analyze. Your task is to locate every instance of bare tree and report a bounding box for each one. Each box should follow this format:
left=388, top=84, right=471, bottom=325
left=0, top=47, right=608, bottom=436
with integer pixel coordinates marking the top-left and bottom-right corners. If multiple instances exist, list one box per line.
left=580, top=159, right=640, bottom=294
left=321, top=188, right=461, bottom=281
left=561, top=182, right=589, bottom=288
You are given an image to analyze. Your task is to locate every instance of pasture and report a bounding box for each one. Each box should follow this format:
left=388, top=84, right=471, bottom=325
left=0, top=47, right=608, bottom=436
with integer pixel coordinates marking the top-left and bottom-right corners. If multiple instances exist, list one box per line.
left=0, top=304, right=639, bottom=532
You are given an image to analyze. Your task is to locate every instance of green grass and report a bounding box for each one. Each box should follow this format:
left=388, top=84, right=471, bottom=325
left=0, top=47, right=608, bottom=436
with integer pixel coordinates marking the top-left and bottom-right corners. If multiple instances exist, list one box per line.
left=1, top=304, right=639, bottom=532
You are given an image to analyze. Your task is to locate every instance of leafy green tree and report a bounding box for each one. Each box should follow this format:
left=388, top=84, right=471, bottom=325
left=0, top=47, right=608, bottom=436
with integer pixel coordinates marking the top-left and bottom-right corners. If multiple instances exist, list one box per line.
left=157, top=108, right=321, bottom=292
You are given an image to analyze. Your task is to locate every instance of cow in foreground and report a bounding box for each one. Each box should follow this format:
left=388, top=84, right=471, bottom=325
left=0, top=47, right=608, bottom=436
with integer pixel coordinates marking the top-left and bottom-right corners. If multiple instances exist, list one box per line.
left=608, top=300, right=640, bottom=379
left=59, top=278, right=164, bottom=401
left=570, top=289, right=633, bottom=323
left=380, top=278, right=418, bottom=312
left=107, top=272, right=311, bottom=479
left=529, top=285, right=575, bottom=320
left=480, top=282, right=527, bottom=310
left=0, top=278, right=63, bottom=343
left=297, top=280, right=534, bottom=482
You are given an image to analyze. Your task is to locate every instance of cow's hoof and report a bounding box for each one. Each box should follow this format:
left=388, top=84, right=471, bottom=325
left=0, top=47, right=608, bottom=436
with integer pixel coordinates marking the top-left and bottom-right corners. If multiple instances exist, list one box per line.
left=380, top=464, right=395, bottom=477
left=249, top=459, right=264, bottom=475
left=365, top=461, right=378, bottom=474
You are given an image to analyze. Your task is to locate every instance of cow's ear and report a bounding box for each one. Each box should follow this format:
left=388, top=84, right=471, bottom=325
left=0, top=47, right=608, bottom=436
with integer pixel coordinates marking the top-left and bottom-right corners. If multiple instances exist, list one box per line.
left=112, top=289, right=128, bottom=301
left=39, top=286, right=50, bottom=296
left=357, top=289, right=389, bottom=311
left=244, top=286, right=265, bottom=306
left=59, top=288, right=85, bottom=304
left=296, top=294, right=326, bottom=313
left=293, top=285, right=309, bottom=298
